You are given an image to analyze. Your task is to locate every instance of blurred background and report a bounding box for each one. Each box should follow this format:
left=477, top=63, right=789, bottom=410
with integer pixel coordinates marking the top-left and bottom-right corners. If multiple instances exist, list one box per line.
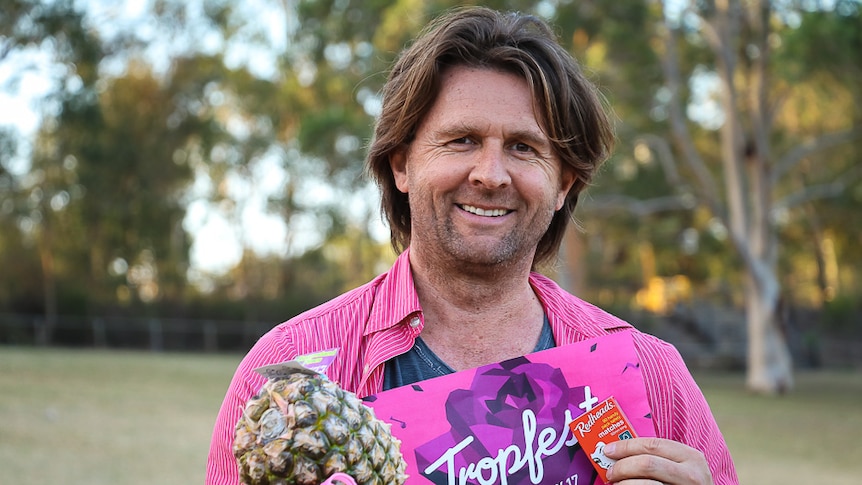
left=1, top=0, right=861, bottom=483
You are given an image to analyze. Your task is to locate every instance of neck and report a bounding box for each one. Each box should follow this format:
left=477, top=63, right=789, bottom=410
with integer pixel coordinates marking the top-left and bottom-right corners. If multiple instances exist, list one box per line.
left=408, top=250, right=546, bottom=370
left=410, top=243, right=536, bottom=309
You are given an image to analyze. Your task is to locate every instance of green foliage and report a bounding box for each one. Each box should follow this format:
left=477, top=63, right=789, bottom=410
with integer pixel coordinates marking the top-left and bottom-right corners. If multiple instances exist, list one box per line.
left=821, top=295, right=862, bottom=336
left=776, top=4, right=862, bottom=86
left=0, top=0, right=859, bottom=339
left=573, top=1, right=862, bottom=323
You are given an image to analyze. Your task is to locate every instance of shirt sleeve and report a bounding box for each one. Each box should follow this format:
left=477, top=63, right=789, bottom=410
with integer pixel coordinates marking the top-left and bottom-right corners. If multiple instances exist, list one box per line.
left=633, top=332, right=739, bottom=485
left=205, top=332, right=295, bottom=484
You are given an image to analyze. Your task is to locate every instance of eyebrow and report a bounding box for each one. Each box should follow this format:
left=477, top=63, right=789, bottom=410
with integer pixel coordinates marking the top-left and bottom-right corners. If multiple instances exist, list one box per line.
left=431, top=122, right=552, bottom=149
left=429, top=124, right=472, bottom=142
left=506, top=128, right=552, bottom=151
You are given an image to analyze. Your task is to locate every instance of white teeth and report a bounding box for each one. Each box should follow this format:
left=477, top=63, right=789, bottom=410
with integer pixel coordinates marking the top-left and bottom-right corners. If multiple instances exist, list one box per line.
left=461, top=204, right=508, bottom=217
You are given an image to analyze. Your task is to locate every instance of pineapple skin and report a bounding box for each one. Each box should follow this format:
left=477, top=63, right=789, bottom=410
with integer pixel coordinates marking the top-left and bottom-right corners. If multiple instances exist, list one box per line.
left=234, top=373, right=407, bottom=485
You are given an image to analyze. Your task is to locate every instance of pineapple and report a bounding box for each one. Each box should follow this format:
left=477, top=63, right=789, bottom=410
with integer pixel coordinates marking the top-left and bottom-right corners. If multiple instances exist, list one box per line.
left=233, top=371, right=408, bottom=485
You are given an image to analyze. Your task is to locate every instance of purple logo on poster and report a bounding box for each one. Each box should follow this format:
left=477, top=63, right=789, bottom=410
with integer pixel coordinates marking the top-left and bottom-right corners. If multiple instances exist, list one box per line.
left=364, top=331, right=655, bottom=485
left=415, top=357, right=596, bottom=485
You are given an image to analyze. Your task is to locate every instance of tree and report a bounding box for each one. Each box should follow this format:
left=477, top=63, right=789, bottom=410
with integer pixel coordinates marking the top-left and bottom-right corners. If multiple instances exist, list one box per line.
left=668, top=0, right=861, bottom=393
left=572, top=0, right=861, bottom=393
left=3, top=0, right=859, bottom=364
left=1, top=0, right=108, bottom=340
left=1, top=0, right=235, bottom=325
left=773, top=4, right=862, bottom=310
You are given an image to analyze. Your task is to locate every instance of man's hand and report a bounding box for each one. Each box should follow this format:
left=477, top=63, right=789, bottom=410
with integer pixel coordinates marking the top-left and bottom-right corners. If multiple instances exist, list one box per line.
left=602, top=437, right=713, bottom=485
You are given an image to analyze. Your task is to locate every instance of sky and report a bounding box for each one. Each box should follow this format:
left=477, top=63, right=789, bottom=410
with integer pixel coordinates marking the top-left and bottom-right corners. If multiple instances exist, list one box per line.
left=0, top=47, right=53, bottom=164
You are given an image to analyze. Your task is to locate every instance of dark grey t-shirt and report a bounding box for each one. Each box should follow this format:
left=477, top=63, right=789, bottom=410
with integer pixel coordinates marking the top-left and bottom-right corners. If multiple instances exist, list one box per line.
left=382, top=315, right=555, bottom=390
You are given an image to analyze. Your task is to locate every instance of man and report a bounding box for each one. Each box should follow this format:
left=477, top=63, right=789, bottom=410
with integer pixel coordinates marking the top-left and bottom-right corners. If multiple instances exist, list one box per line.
left=208, top=7, right=737, bottom=485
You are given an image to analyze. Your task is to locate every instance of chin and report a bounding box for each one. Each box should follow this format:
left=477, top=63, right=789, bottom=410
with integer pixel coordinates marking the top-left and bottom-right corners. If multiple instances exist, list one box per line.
left=449, top=242, right=525, bottom=268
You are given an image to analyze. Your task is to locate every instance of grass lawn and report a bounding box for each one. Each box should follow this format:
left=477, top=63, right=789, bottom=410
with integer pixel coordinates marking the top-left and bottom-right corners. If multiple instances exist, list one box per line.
left=0, top=347, right=241, bottom=485
left=1, top=346, right=860, bottom=484
left=694, top=371, right=862, bottom=485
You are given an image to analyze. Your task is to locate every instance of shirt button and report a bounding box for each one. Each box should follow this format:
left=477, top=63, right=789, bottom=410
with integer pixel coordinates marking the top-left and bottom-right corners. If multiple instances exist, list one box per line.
left=409, top=316, right=421, bottom=328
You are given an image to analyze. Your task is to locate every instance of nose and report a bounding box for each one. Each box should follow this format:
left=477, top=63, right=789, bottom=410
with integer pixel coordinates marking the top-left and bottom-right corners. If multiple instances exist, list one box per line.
left=468, top=144, right=511, bottom=189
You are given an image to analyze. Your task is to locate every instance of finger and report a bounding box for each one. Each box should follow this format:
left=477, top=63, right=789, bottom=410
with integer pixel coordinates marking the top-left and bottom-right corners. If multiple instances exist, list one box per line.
left=603, top=437, right=702, bottom=463
left=604, top=439, right=712, bottom=485
left=605, top=452, right=677, bottom=484
left=607, top=479, right=665, bottom=485
left=607, top=454, right=711, bottom=485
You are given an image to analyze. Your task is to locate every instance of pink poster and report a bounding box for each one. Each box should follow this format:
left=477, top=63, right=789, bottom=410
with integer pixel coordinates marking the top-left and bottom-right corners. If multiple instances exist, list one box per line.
left=363, top=331, right=655, bottom=485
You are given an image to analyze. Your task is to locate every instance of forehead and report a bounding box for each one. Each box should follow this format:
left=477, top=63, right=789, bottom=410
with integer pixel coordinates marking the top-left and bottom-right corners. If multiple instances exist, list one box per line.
left=418, top=65, right=546, bottom=135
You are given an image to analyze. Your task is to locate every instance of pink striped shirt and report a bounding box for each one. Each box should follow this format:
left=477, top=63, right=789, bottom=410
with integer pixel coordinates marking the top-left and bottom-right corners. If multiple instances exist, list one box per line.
left=207, top=249, right=738, bottom=484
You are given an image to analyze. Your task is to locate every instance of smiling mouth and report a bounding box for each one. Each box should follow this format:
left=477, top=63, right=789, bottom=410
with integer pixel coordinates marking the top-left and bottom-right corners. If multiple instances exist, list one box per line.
left=459, top=204, right=510, bottom=217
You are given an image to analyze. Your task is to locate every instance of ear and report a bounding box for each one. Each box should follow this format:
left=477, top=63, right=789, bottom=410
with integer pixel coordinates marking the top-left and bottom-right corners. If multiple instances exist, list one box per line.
left=555, top=166, right=577, bottom=211
left=390, top=147, right=409, bottom=193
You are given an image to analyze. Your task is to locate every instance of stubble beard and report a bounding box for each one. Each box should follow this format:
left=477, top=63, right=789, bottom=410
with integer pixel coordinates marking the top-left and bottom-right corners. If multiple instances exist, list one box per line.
left=417, top=207, right=554, bottom=275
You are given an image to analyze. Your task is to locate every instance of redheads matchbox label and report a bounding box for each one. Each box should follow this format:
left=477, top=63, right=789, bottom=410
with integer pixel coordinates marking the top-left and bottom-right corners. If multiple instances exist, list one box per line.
left=363, top=331, right=655, bottom=485
left=569, top=396, right=638, bottom=484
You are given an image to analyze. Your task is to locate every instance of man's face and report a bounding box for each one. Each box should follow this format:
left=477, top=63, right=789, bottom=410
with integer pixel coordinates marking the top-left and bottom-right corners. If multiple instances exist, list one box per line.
left=390, top=65, right=575, bottom=270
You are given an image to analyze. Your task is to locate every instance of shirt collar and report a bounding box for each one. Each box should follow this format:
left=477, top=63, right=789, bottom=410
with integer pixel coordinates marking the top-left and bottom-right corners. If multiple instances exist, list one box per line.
left=529, top=272, right=632, bottom=340
left=365, top=248, right=631, bottom=339
left=364, top=248, right=422, bottom=336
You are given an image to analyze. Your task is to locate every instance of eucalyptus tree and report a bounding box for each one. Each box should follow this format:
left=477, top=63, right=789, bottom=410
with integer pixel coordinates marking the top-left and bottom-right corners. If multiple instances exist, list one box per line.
left=567, top=0, right=861, bottom=393
left=0, top=0, right=234, bottom=328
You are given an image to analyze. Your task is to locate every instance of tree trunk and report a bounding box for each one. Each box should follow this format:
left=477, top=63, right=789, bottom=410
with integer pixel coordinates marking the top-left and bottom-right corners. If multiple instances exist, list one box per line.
left=559, top=225, right=586, bottom=296
left=37, top=227, right=58, bottom=346
left=744, top=271, right=793, bottom=394
left=709, top=0, right=795, bottom=394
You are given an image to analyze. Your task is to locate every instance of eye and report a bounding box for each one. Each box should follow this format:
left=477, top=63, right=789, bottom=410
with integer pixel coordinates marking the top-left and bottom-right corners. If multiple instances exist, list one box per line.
left=449, top=136, right=474, bottom=146
left=511, top=142, right=536, bottom=154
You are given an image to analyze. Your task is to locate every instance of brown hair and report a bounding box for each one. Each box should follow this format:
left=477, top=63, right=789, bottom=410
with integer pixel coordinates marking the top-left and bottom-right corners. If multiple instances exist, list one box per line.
left=366, top=6, right=614, bottom=266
